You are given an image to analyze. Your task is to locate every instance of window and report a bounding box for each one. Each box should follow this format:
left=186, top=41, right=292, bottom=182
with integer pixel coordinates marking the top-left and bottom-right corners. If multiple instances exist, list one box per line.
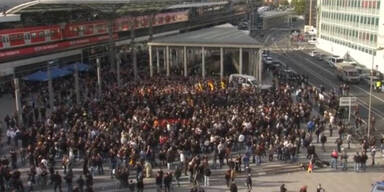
left=39, top=31, right=44, bottom=38
left=31, top=33, right=36, bottom=39
left=9, top=34, right=24, bottom=41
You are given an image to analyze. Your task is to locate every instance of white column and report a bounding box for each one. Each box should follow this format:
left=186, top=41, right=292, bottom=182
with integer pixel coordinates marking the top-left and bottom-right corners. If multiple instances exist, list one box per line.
left=258, top=49, right=263, bottom=83
left=183, top=46, right=187, bottom=77
left=166, top=46, right=170, bottom=76
left=239, top=47, right=243, bottom=74
left=149, top=45, right=153, bottom=77
left=96, top=58, right=102, bottom=97
left=202, top=47, right=205, bottom=78
left=14, top=77, right=23, bottom=125
left=156, top=48, right=160, bottom=74
left=220, top=47, right=224, bottom=80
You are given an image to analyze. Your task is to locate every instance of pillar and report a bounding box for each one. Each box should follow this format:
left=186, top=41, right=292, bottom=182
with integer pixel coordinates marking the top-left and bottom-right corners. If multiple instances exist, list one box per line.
left=13, top=77, right=23, bottom=125
left=166, top=46, right=170, bottom=76
left=130, top=17, right=138, bottom=80
left=108, top=19, right=115, bottom=70
left=202, top=47, right=205, bottom=78
left=96, top=58, right=102, bottom=97
left=75, top=55, right=81, bottom=104
left=258, top=49, right=263, bottom=83
left=163, top=48, right=167, bottom=71
left=148, top=14, right=155, bottom=42
left=47, top=62, right=54, bottom=111
left=149, top=45, right=153, bottom=77
left=183, top=46, right=187, bottom=77
left=239, top=48, right=243, bottom=74
left=220, top=47, right=224, bottom=80
left=156, top=48, right=160, bottom=74
left=116, top=55, right=121, bottom=87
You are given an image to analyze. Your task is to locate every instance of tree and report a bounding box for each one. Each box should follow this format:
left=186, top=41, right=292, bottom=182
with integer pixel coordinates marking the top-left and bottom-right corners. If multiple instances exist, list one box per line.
left=291, top=0, right=306, bottom=15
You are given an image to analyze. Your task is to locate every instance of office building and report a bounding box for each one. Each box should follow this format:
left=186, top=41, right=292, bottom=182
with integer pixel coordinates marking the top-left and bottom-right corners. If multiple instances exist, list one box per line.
left=317, top=0, right=384, bottom=72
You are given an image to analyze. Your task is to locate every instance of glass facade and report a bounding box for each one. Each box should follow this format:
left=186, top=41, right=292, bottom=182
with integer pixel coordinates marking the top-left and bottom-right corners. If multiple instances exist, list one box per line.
left=318, top=0, right=382, bottom=54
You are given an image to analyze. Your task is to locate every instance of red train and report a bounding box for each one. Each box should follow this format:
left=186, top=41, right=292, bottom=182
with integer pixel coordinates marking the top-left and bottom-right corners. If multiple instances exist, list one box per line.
left=0, top=11, right=189, bottom=61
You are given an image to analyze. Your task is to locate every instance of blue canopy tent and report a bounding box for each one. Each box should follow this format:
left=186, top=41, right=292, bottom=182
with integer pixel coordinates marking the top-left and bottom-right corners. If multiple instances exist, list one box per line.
left=62, top=62, right=90, bottom=72
left=22, top=67, right=73, bottom=81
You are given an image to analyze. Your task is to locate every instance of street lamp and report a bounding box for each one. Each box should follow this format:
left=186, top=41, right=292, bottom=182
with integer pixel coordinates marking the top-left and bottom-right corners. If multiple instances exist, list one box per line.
left=367, top=47, right=384, bottom=139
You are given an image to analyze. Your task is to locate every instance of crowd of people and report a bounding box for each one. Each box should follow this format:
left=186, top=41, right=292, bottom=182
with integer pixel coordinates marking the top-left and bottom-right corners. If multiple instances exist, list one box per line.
left=0, top=55, right=379, bottom=192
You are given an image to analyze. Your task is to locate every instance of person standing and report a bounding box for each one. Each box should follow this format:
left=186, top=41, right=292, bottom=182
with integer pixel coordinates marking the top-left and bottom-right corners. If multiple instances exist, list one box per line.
left=317, top=184, right=325, bottom=192
left=76, top=175, right=84, bottom=192
left=330, top=149, right=338, bottom=169
left=340, top=149, right=348, bottom=171
left=320, top=134, right=327, bottom=152
left=203, top=166, right=211, bottom=186
left=137, top=176, right=144, bottom=192
left=52, top=171, right=62, bottom=192
left=346, top=134, right=352, bottom=149
left=174, top=165, right=182, bottom=187
left=64, top=169, right=73, bottom=192
left=246, top=174, right=252, bottom=192
left=371, top=146, right=376, bottom=166
left=299, top=185, right=308, bottom=192
left=353, top=152, right=361, bottom=172
left=230, top=182, right=238, bottom=192
left=155, top=171, right=163, bottom=192
left=361, top=152, right=368, bottom=171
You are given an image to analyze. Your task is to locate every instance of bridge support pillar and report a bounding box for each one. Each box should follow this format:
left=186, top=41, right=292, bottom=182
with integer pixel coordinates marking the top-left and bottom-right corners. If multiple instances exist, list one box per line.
left=149, top=45, right=153, bottom=77
left=13, top=77, right=23, bottom=126
left=202, top=47, right=205, bottom=78
left=183, top=46, right=187, bottom=77
left=220, top=47, right=224, bottom=80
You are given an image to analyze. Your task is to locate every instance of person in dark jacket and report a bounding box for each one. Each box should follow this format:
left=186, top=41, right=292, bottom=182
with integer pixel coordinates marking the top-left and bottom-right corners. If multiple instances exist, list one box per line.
left=280, top=184, right=287, bottom=192
left=246, top=174, right=252, bottom=191
left=52, top=171, right=62, bottom=192
left=230, top=182, right=238, bottom=192
left=76, top=175, right=84, bottom=192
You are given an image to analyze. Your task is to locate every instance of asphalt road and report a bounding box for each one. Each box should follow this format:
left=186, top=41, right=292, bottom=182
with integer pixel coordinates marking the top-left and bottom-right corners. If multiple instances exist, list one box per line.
left=272, top=51, right=384, bottom=134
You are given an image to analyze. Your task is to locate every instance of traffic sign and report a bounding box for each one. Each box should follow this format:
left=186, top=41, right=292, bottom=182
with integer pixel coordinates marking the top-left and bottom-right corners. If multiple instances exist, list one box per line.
left=339, top=97, right=358, bottom=106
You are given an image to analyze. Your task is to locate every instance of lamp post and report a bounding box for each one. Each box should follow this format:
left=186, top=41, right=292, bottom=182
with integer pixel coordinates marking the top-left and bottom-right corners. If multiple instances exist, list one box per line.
left=367, top=47, right=384, bottom=139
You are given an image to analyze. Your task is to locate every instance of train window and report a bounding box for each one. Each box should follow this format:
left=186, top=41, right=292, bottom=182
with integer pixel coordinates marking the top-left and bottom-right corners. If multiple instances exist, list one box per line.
left=50, top=30, right=56, bottom=36
left=25, top=33, right=31, bottom=40
left=39, top=32, right=44, bottom=38
left=79, top=26, right=84, bottom=31
left=31, top=33, right=37, bottom=39
left=96, top=24, right=105, bottom=31
left=9, top=34, right=24, bottom=40
left=45, top=31, right=50, bottom=37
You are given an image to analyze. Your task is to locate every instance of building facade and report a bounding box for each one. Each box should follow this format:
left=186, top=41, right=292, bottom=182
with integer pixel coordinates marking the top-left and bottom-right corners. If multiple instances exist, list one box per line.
left=305, top=0, right=317, bottom=27
left=317, top=0, right=384, bottom=72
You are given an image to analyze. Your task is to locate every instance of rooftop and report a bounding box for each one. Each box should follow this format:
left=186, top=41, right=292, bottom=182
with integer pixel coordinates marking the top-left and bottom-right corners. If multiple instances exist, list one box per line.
left=149, top=23, right=261, bottom=48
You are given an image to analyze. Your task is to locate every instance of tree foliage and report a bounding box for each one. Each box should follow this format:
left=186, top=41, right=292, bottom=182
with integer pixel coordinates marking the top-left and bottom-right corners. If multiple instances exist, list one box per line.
left=291, top=0, right=306, bottom=15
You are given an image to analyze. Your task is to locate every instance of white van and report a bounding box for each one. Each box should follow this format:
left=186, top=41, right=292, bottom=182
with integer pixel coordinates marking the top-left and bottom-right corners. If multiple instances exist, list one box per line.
left=229, top=74, right=272, bottom=90
left=229, top=74, right=258, bottom=88
left=327, top=56, right=344, bottom=68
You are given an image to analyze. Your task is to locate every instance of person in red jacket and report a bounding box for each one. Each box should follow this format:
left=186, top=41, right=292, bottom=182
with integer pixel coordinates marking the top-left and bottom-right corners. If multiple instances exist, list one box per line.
left=299, top=185, right=308, bottom=192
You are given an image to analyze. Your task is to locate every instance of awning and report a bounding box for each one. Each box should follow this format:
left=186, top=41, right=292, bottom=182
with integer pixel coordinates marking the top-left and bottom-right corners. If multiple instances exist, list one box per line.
left=62, top=62, right=90, bottom=72
left=22, top=67, right=72, bottom=81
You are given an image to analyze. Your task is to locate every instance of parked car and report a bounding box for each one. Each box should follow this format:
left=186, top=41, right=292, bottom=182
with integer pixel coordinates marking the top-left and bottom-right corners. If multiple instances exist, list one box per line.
left=371, top=181, right=384, bottom=192
left=327, top=56, right=344, bottom=68
left=309, top=51, right=318, bottom=57
left=315, top=54, right=327, bottom=61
